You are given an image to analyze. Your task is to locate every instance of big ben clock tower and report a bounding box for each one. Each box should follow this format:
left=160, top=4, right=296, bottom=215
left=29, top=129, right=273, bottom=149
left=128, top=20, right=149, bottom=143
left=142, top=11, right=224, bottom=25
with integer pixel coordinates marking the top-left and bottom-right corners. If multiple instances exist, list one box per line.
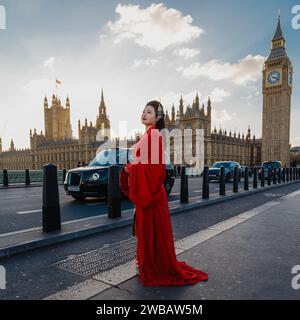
left=262, top=12, right=293, bottom=166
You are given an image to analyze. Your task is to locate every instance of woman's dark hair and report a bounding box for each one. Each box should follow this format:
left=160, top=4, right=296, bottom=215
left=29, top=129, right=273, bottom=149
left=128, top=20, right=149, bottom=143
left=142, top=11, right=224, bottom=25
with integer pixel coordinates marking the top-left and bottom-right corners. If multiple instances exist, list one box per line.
left=145, top=100, right=165, bottom=131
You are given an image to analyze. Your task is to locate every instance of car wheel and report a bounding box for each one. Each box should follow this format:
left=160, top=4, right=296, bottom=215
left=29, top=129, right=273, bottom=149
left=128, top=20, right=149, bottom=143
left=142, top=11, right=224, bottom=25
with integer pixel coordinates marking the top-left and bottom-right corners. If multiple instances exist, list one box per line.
left=72, top=195, right=86, bottom=201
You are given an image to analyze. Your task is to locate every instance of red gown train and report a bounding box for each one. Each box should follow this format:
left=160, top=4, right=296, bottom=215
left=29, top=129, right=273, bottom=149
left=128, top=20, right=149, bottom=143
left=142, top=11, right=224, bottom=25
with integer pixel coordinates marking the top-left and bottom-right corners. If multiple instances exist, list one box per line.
left=123, top=123, right=208, bottom=286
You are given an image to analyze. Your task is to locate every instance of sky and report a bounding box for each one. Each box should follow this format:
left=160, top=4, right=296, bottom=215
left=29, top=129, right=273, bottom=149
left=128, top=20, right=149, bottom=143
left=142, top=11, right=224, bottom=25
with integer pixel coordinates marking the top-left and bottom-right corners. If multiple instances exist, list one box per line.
left=0, top=0, right=300, bottom=150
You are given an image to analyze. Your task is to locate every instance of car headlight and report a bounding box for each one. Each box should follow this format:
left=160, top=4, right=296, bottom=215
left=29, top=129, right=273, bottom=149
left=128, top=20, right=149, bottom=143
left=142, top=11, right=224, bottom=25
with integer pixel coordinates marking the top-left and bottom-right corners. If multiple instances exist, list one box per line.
left=92, top=173, right=100, bottom=181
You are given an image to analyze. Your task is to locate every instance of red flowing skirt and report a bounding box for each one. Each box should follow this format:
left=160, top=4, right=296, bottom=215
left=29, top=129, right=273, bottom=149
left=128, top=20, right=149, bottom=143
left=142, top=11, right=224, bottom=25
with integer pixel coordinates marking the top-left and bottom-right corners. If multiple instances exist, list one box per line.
left=135, top=185, right=208, bottom=286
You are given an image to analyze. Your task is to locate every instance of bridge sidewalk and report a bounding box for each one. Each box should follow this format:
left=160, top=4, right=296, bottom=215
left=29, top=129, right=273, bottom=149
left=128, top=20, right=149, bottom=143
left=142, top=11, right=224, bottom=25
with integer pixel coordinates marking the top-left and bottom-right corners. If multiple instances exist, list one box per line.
left=87, top=188, right=300, bottom=300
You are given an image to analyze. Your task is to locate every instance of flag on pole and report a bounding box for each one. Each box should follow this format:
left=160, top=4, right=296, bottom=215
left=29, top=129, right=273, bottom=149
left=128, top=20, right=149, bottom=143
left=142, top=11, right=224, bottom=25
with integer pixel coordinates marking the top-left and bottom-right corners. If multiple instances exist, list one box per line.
left=55, top=78, right=62, bottom=90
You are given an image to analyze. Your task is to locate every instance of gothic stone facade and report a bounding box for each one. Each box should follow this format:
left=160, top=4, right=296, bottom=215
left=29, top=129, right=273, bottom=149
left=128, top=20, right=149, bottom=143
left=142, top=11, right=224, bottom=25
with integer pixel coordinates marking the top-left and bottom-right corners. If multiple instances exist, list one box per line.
left=164, top=94, right=261, bottom=167
left=0, top=91, right=261, bottom=170
left=0, top=90, right=120, bottom=170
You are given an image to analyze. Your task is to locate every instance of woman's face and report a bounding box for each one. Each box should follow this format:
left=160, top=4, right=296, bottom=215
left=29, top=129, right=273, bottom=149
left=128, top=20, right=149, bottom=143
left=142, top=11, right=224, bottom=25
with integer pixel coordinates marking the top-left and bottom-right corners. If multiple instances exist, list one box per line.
left=141, top=105, right=160, bottom=125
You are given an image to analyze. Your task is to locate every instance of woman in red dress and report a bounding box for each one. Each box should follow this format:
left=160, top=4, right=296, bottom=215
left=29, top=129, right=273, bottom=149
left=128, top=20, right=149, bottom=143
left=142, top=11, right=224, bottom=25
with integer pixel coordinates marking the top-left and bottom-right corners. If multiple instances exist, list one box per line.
left=123, top=100, right=208, bottom=286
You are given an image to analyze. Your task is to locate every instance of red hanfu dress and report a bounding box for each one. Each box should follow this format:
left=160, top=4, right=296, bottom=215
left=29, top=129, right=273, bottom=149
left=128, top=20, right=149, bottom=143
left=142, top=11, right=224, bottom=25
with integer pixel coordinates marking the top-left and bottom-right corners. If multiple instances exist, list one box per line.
left=125, top=123, right=208, bottom=286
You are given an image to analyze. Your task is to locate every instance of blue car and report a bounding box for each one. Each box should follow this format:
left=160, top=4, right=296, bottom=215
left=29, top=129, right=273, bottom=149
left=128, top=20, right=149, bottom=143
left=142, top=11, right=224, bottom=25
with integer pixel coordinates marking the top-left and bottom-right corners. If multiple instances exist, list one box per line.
left=64, top=147, right=175, bottom=201
left=208, top=161, right=242, bottom=182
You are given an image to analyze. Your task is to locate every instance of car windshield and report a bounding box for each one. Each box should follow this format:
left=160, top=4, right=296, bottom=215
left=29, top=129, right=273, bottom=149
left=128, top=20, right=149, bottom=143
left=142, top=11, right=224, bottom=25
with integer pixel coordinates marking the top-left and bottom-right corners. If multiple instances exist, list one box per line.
left=262, top=162, right=281, bottom=169
left=89, top=149, right=132, bottom=166
left=212, top=162, right=231, bottom=168
left=89, top=148, right=171, bottom=166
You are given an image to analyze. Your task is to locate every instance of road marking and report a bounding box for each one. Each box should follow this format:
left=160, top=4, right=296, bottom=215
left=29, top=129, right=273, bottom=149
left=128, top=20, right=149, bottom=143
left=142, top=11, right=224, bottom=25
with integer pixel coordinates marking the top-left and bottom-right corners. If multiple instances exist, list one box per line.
left=0, top=226, right=40, bottom=238
left=169, top=199, right=179, bottom=204
left=43, top=196, right=282, bottom=300
left=0, top=195, right=40, bottom=201
left=280, top=189, right=300, bottom=199
left=237, top=201, right=279, bottom=219
left=16, top=209, right=42, bottom=215
left=168, top=193, right=219, bottom=204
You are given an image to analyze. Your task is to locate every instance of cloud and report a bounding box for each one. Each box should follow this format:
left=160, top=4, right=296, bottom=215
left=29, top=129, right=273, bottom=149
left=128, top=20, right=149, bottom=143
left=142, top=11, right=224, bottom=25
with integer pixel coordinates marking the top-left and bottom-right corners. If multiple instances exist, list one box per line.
left=241, top=85, right=260, bottom=100
left=209, top=88, right=231, bottom=102
left=132, top=58, right=159, bottom=68
left=173, top=48, right=200, bottom=59
left=106, top=3, right=204, bottom=51
left=160, top=90, right=202, bottom=110
left=212, top=109, right=236, bottom=123
left=99, top=34, right=108, bottom=40
left=21, top=78, right=54, bottom=97
left=176, top=65, right=185, bottom=72
left=161, top=87, right=230, bottom=112
left=178, top=54, right=265, bottom=85
left=43, top=56, right=56, bottom=72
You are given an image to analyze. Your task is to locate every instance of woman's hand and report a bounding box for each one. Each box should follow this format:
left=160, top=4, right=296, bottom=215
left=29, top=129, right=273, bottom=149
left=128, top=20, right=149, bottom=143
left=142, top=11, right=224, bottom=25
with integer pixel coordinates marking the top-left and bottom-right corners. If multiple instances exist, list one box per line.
left=124, top=165, right=129, bottom=173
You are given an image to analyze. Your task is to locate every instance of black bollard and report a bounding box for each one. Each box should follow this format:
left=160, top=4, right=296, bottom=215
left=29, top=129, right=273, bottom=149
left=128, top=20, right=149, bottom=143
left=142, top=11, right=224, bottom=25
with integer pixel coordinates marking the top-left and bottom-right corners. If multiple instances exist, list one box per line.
left=3, top=169, right=8, bottom=187
left=180, top=165, right=189, bottom=203
left=25, top=169, right=30, bottom=185
left=278, top=168, right=281, bottom=184
left=282, top=167, right=285, bottom=183
left=244, top=166, right=249, bottom=191
left=220, top=166, right=225, bottom=196
left=267, top=167, right=271, bottom=185
left=290, top=167, right=292, bottom=181
left=272, top=168, right=277, bottom=184
left=286, top=167, right=289, bottom=182
left=42, top=163, right=61, bottom=232
left=202, top=166, right=209, bottom=199
left=62, top=169, right=67, bottom=183
left=294, top=168, right=296, bottom=180
left=261, top=167, right=265, bottom=187
left=292, top=168, right=296, bottom=180
left=107, top=165, right=121, bottom=218
left=233, top=166, right=238, bottom=193
left=253, top=166, right=258, bottom=189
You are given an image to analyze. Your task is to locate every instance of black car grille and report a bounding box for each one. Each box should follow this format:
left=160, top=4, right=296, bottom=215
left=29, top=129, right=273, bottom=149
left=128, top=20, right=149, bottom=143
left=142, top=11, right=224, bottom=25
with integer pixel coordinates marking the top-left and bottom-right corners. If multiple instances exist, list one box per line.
left=69, top=172, right=81, bottom=186
left=209, top=169, right=220, bottom=175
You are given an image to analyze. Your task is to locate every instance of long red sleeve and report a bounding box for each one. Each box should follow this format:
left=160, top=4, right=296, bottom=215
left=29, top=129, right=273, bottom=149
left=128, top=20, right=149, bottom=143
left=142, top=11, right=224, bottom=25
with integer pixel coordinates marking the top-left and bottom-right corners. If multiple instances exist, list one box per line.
left=127, top=129, right=166, bottom=209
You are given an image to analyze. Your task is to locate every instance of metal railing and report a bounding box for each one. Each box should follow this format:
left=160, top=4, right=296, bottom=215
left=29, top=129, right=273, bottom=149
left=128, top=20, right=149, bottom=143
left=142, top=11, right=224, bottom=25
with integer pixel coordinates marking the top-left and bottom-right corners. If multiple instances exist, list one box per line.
left=0, top=168, right=66, bottom=186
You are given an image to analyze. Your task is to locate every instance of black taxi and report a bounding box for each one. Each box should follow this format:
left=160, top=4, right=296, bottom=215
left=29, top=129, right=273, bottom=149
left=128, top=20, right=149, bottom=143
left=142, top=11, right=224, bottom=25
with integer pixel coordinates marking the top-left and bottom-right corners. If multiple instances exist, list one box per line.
left=64, top=147, right=175, bottom=201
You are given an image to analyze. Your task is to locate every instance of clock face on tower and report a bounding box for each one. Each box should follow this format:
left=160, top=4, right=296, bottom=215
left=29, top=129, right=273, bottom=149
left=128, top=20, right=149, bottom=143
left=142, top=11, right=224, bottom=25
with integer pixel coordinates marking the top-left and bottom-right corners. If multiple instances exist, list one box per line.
left=267, top=70, right=281, bottom=85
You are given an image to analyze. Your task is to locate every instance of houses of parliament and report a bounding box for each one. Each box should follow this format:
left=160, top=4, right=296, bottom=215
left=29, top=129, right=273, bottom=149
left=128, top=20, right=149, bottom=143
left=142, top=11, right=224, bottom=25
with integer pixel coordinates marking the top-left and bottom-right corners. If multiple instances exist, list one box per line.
left=0, top=15, right=293, bottom=170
